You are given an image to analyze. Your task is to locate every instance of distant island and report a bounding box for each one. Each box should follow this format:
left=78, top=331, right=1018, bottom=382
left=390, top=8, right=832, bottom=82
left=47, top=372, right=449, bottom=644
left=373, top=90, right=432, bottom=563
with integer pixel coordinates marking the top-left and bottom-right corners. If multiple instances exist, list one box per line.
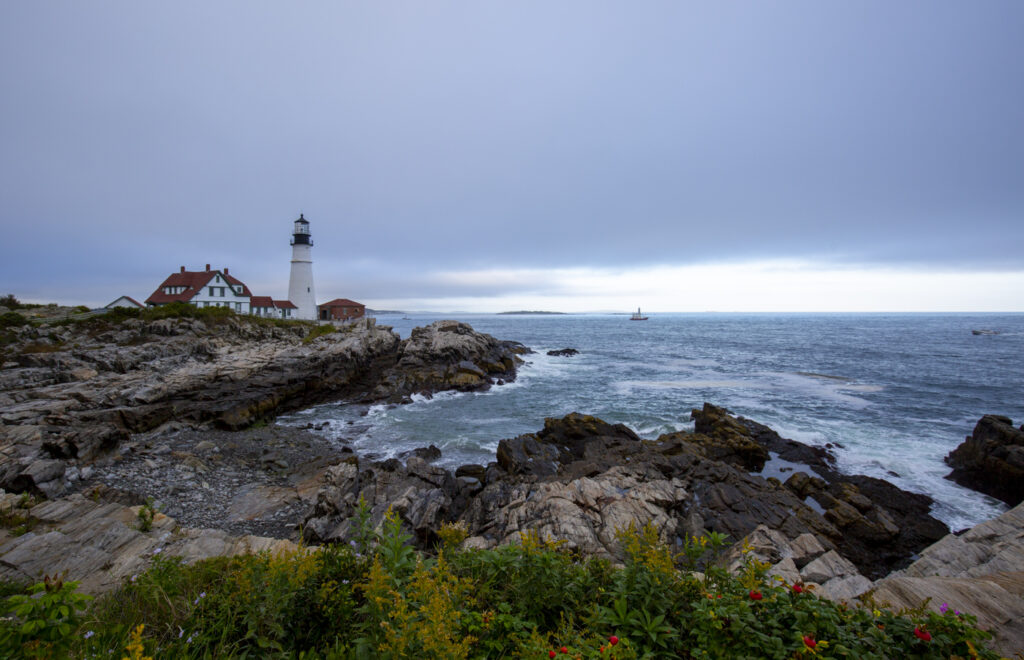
left=366, top=309, right=407, bottom=315
left=497, top=310, right=566, bottom=315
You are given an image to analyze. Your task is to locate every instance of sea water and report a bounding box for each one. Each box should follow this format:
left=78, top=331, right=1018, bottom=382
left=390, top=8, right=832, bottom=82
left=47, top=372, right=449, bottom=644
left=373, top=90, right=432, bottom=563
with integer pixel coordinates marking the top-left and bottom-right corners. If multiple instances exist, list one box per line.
left=280, top=313, right=1024, bottom=531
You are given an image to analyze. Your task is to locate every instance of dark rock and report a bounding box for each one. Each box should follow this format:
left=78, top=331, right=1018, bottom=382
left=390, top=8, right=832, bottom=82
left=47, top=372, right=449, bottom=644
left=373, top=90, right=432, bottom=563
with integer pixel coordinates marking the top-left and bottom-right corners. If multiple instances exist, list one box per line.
left=689, top=403, right=771, bottom=471
left=546, top=348, right=579, bottom=357
left=400, top=445, right=442, bottom=463
left=301, top=408, right=941, bottom=579
left=946, top=415, right=1024, bottom=507
left=455, top=464, right=486, bottom=482
left=495, top=434, right=560, bottom=476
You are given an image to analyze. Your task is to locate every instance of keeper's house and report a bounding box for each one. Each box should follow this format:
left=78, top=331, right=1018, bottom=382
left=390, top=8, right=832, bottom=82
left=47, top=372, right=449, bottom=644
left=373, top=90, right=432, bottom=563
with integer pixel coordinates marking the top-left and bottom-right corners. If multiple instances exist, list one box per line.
left=145, top=265, right=254, bottom=314
left=318, top=298, right=365, bottom=321
left=250, top=296, right=297, bottom=319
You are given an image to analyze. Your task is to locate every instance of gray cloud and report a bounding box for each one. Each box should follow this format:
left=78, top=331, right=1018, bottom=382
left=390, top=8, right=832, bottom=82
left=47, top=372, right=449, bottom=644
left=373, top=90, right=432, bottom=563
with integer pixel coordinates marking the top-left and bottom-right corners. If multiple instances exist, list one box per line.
left=2, top=2, right=1023, bottom=306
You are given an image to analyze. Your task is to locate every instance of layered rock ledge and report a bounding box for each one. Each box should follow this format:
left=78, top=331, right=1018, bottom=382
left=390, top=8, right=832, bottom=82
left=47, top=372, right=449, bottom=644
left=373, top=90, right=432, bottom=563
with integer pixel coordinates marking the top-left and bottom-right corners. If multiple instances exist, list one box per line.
left=0, top=315, right=525, bottom=499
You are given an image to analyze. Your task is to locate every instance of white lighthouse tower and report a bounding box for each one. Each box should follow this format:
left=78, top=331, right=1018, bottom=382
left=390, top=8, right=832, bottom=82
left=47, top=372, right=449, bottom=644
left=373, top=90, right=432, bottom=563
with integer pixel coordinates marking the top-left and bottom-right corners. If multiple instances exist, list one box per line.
left=287, top=213, right=317, bottom=320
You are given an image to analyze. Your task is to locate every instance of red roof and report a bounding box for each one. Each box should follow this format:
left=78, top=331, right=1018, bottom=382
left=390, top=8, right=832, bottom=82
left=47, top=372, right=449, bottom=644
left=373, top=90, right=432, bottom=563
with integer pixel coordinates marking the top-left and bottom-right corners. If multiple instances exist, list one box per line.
left=319, top=298, right=364, bottom=308
left=251, top=297, right=296, bottom=310
left=145, top=268, right=253, bottom=305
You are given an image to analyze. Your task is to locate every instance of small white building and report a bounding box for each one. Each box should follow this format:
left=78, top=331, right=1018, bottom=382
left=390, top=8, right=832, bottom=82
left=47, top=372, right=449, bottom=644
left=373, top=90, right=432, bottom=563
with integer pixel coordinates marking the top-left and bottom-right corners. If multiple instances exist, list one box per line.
left=104, top=296, right=144, bottom=309
left=145, top=265, right=253, bottom=313
left=250, top=296, right=298, bottom=319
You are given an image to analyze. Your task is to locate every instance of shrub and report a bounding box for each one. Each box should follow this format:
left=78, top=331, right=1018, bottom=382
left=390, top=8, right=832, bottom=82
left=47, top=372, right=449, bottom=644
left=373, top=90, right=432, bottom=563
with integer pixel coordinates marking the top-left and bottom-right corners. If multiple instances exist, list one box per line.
left=5, top=522, right=999, bottom=659
left=0, top=312, right=27, bottom=329
left=0, top=574, right=93, bottom=659
left=136, top=498, right=157, bottom=532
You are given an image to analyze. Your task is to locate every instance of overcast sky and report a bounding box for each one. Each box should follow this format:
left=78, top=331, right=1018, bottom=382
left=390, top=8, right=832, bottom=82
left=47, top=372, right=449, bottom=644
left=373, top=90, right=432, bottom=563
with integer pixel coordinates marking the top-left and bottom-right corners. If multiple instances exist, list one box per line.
left=2, top=2, right=1022, bottom=311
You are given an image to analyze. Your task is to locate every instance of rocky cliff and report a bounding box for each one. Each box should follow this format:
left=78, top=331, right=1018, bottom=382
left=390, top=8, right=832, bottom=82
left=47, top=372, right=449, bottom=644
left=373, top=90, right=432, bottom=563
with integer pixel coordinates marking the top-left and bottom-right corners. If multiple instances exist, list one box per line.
left=946, top=414, right=1024, bottom=507
left=0, top=315, right=524, bottom=499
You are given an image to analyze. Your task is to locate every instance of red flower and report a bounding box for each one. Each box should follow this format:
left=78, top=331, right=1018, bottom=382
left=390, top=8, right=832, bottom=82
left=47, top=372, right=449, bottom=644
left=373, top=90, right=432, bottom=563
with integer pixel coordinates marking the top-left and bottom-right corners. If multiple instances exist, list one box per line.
left=560, top=647, right=568, bottom=654
left=549, top=652, right=556, bottom=658
left=803, top=636, right=816, bottom=649
left=749, top=590, right=763, bottom=601
left=914, top=627, right=931, bottom=642
left=792, top=584, right=803, bottom=594
left=609, top=635, right=619, bottom=646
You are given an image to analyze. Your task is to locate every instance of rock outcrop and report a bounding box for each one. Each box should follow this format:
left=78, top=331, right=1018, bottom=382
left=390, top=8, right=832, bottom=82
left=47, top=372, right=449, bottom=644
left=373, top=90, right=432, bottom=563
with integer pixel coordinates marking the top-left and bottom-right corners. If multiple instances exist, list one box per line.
left=871, top=501, right=1024, bottom=657
left=0, top=316, right=523, bottom=498
left=0, top=490, right=301, bottom=595
left=946, top=414, right=1024, bottom=506
left=304, top=407, right=947, bottom=579
left=369, top=320, right=526, bottom=399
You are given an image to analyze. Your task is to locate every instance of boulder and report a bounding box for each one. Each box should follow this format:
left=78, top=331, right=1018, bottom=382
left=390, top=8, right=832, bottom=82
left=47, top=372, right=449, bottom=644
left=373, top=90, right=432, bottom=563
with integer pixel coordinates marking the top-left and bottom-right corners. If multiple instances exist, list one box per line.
left=946, top=414, right=1024, bottom=506
left=379, top=320, right=527, bottom=396
left=546, top=348, right=579, bottom=357
left=689, top=403, right=770, bottom=471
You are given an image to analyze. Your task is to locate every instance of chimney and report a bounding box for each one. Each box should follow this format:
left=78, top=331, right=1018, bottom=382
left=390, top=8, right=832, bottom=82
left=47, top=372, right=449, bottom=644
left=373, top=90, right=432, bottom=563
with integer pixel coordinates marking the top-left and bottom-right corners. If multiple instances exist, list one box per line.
left=224, top=267, right=229, bottom=275
left=180, top=266, right=185, bottom=273
left=205, top=264, right=211, bottom=271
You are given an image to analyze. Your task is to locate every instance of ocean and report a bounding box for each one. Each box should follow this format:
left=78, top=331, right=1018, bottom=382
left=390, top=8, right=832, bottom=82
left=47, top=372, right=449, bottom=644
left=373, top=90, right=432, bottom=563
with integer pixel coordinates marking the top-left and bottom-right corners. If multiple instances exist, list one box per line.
left=280, top=313, right=1024, bottom=532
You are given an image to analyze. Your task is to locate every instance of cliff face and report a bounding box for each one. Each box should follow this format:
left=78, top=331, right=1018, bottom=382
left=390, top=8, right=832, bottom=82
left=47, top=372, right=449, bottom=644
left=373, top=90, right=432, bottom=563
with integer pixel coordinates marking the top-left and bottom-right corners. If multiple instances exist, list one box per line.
left=0, top=316, right=524, bottom=498
left=946, top=414, right=1024, bottom=507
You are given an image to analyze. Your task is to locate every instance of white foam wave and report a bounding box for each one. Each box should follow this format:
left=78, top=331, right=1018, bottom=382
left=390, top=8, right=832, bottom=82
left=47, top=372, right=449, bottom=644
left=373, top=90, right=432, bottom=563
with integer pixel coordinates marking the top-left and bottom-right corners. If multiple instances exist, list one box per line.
left=765, top=422, right=830, bottom=447
left=618, top=379, right=750, bottom=390
left=765, top=372, right=874, bottom=409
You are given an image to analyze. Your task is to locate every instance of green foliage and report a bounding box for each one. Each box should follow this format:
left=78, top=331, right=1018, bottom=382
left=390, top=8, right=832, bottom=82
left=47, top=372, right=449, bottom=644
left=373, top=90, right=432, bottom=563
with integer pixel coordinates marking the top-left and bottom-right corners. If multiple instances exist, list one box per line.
left=2, top=523, right=1000, bottom=659
left=302, top=324, right=337, bottom=344
left=62, top=300, right=314, bottom=334
left=0, top=574, right=93, bottom=659
left=0, top=494, right=39, bottom=537
left=0, top=294, right=21, bottom=309
left=136, top=498, right=157, bottom=532
left=0, top=312, right=27, bottom=329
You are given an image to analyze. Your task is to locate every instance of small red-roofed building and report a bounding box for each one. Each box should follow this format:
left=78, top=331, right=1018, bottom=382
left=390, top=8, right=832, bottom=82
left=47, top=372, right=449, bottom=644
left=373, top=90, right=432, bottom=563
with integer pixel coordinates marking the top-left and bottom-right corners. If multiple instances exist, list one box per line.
left=249, top=297, right=298, bottom=319
left=145, top=264, right=254, bottom=314
left=318, top=298, right=365, bottom=321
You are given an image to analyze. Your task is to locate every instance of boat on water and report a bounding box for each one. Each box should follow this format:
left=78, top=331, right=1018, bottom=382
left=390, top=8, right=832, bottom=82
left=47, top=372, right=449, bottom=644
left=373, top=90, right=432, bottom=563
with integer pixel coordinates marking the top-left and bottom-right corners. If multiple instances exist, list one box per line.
left=630, top=307, right=648, bottom=321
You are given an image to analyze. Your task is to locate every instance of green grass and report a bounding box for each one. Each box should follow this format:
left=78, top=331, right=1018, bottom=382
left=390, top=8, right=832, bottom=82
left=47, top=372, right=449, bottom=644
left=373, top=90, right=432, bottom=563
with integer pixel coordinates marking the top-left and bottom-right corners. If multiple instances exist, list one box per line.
left=0, top=509, right=999, bottom=659
left=61, top=302, right=316, bottom=333
left=302, top=324, right=337, bottom=344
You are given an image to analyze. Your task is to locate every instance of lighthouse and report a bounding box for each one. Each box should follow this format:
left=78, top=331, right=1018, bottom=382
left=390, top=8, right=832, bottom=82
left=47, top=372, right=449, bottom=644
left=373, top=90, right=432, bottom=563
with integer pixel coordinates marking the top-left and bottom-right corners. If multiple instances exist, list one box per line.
left=287, top=213, right=317, bottom=320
